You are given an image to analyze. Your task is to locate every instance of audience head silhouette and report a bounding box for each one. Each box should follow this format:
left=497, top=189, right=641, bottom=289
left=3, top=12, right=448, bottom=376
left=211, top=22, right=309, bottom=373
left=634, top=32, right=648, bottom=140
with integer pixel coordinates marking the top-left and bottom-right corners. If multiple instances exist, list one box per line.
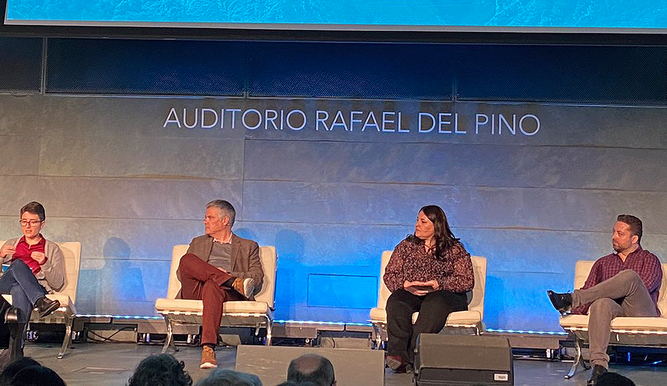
left=127, top=353, right=192, bottom=386
left=0, top=357, right=66, bottom=386
left=195, top=368, right=262, bottom=386
left=286, top=354, right=336, bottom=386
left=0, top=357, right=41, bottom=383
left=596, top=372, right=636, bottom=386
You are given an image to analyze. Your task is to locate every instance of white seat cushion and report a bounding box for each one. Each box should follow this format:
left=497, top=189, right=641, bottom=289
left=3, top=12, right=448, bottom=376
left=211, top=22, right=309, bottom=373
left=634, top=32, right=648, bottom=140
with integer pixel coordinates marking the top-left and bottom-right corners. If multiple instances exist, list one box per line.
left=156, top=298, right=270, bottom=314
left=559, top=314, right=589, bottom=329
left=561, top=314, right=667, bottom=332
left=445, top=310, right=482, bottom=325
left=369, top=307, right=481, bottom=326
left=369, top=307, right=386, bottom=322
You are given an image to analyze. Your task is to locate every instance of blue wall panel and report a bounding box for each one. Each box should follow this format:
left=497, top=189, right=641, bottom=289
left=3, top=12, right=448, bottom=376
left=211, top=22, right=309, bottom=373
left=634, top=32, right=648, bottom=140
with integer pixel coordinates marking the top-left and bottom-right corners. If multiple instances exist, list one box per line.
left=46, top=39, right=246, bottom=95
left=456, top=45, right=667, bottom=103
left=307, top=274, right=378, bottom=309
left=248, top=42, right=453, bottom=99
left=0, top=37, right=42, bottom=93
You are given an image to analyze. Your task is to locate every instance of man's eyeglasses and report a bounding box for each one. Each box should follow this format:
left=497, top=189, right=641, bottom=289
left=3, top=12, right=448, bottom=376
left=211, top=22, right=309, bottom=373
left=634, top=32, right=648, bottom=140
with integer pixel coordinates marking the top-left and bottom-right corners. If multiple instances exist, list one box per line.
left=19, top=220, right=42, bottom=227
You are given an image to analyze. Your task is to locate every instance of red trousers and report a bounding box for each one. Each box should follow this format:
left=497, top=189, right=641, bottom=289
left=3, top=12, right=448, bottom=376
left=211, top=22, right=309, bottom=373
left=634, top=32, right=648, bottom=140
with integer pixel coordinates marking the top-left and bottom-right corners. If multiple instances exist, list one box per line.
left=178, top=253, right=243, bottom=346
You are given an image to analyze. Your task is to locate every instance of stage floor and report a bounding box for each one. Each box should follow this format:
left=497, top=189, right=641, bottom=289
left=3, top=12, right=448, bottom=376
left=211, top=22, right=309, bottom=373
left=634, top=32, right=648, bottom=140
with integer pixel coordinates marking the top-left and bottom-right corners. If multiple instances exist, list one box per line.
left=20, top=342, right=667, bottom=386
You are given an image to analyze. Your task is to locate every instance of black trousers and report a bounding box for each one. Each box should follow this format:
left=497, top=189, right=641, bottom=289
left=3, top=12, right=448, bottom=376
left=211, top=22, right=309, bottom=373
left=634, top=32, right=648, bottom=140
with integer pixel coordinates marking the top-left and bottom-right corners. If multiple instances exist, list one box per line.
left=386, top=289, right=468, bottom=363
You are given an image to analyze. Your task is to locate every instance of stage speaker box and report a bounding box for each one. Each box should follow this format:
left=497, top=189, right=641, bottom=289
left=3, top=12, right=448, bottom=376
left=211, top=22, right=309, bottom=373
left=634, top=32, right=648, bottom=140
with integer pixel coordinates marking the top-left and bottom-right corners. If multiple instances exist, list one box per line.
left=236, top=345, right=384, bottom=386
left=414, top=333, right=514, bottom=385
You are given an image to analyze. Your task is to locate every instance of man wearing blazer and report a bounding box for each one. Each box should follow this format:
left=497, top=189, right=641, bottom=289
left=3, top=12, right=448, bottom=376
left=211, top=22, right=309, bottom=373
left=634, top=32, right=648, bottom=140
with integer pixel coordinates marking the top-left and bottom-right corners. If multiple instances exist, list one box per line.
left=177, top=200, right=264, bottom=369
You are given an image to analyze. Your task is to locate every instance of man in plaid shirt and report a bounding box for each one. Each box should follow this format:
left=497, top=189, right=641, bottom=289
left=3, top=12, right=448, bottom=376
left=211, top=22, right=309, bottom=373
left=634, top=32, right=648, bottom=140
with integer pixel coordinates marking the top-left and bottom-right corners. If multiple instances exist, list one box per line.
left=548, top=214, right=662, bottom=386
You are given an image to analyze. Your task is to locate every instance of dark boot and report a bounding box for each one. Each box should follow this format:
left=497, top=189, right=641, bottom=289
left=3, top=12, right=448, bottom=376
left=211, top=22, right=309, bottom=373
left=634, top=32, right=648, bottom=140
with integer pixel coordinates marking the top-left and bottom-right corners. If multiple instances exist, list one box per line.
left=547, top=290, right=573, bottom=314
left=35, top=296, right=60, bottom=318
left=587, top=364, right=607, bottom=386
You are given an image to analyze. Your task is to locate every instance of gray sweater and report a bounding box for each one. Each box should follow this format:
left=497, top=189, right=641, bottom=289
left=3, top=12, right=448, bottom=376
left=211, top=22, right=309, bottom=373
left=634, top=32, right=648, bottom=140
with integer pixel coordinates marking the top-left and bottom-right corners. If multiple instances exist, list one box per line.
left=2, top=237, right=66, bottom=292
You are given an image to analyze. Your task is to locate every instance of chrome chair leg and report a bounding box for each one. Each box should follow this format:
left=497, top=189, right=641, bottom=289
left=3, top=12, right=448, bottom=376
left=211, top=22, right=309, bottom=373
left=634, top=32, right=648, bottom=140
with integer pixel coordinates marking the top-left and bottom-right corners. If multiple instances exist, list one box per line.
left=265, top=316, right=273, bottom=346
left=57, top=314, right=74, bottom=359
left=161, top=317, right=178, bottom=353
left=564, top=337, right=583, bottom=379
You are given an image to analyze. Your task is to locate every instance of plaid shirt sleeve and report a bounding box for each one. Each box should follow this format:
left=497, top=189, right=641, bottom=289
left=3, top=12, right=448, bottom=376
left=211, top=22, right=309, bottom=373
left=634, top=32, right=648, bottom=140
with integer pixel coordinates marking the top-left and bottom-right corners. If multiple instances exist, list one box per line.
left=635, top=252, right=663, bottom=293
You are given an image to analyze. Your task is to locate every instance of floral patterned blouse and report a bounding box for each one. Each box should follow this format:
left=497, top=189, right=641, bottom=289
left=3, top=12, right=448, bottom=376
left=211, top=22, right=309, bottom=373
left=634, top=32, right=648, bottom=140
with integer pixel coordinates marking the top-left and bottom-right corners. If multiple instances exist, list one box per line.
left=383, top=236, right=474, bottom=294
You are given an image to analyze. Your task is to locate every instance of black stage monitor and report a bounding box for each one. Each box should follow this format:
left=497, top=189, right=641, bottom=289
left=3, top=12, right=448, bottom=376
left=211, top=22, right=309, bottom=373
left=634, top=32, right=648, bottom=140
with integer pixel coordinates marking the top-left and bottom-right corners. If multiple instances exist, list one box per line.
left=414, top=333, right=514, bottom=386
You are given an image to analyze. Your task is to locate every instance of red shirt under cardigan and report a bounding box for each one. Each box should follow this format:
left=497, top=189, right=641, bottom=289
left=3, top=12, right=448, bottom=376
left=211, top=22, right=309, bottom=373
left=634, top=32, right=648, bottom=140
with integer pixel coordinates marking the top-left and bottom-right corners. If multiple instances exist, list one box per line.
left=12, top=235, right=46, bottom=274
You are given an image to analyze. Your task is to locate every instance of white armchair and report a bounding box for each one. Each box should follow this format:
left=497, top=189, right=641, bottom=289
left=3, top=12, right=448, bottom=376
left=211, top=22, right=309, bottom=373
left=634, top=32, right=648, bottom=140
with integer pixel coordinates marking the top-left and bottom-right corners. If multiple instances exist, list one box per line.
left=369, top=251, right=487, bottom=349
left=0, top=240, right=81, bottom=359
left=155, top=244, right=277, bottom=351
left=559, top=260, right=667, bottom=379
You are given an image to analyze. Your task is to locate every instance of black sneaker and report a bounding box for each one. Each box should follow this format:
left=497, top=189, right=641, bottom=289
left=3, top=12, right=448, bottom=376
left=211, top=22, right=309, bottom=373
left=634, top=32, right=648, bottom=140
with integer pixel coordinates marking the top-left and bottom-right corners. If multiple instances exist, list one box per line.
left=587, top=365, right=607, bottom=386
left=547, top=290, right=572, bottom=314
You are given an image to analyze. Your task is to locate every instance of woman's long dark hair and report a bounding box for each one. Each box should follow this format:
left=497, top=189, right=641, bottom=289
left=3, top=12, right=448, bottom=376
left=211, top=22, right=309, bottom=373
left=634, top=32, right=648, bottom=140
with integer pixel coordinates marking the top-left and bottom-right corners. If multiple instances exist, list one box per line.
left=413, top=205, right=459, bottom=260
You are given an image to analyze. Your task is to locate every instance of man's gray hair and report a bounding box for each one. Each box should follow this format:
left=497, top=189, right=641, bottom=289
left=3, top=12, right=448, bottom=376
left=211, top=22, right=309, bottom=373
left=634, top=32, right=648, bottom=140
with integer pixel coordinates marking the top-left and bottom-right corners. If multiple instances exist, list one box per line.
left=206, top=200, right=236, bottom=227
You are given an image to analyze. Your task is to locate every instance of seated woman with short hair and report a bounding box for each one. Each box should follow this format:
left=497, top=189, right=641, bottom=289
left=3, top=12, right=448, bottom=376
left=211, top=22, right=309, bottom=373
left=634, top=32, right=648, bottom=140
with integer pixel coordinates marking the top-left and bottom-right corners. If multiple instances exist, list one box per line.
left=383, top=205, right=474, bottom=372
left=0, top=201, right=64, bottom=361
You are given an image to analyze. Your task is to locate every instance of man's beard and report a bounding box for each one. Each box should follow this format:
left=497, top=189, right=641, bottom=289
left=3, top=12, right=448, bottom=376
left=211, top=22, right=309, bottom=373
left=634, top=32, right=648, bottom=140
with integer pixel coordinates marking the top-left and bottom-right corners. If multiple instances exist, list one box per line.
left=613, top=242, right=632, bottom=254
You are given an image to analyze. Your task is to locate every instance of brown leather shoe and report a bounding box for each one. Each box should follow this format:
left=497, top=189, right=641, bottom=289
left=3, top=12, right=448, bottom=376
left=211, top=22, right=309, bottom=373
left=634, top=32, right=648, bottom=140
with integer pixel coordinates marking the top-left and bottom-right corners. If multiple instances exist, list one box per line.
left=35, top=296, right=60, bottom=318
left=200, top=346, right=217, bottom=369
left=232, top=278, right=255, bottom=299
left=385, top=355, right=408, bottom=373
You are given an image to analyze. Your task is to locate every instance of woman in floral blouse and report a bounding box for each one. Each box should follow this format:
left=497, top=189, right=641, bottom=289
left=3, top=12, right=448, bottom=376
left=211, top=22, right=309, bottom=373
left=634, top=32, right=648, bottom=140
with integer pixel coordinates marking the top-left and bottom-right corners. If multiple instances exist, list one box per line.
left=383, top=205, right=474, bottom=372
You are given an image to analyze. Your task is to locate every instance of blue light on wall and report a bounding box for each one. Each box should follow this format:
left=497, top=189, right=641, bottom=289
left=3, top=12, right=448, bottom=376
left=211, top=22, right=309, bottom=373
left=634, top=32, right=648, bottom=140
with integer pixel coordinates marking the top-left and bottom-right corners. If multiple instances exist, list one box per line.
left=307, top=274, right=377, bottom=309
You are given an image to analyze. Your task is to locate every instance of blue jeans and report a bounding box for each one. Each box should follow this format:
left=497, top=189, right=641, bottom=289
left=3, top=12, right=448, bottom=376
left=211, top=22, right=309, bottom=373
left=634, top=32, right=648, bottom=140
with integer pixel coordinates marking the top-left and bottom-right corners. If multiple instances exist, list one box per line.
left=0, top=260, right=47, bottom=323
